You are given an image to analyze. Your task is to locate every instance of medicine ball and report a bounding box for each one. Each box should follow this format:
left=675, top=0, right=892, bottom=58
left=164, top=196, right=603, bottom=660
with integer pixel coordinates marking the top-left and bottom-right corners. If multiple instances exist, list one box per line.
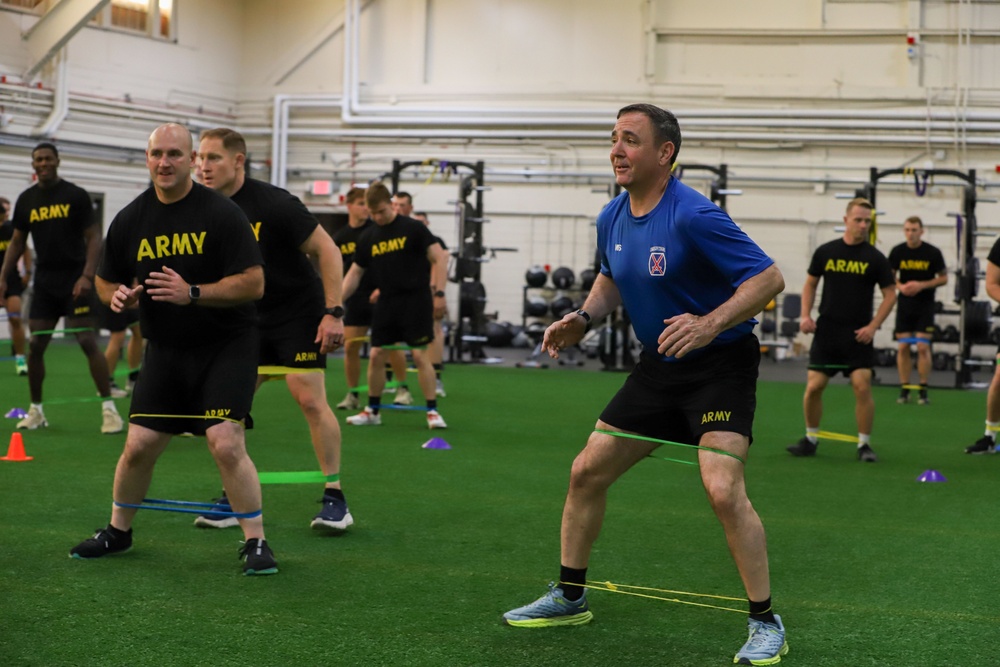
left=525, top=265, right=547, bottom=288
left=932, top=351, right=950, bottom=371
left=524, top=297, right=548, bottom=317
left=579, top=268, right=597, bottom=291
left=551, top=266, right=575, bottom=289
left=550, top=295, right=574, bottom=318
left=485, top=321, right=515, bottom=348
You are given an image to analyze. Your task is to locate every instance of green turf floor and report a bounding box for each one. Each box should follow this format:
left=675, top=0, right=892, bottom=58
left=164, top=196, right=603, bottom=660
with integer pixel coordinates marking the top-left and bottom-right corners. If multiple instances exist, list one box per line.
left=1, top=342, right=997, bottom=666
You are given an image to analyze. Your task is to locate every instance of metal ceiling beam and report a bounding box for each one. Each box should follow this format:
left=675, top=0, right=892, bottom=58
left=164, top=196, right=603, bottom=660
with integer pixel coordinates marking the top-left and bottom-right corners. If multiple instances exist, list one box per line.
left=22, top=0, right=110, bottom=80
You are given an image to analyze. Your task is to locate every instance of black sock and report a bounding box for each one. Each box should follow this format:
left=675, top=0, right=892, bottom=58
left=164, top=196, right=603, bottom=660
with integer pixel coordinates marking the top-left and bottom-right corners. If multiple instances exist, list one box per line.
left=749, top=597, right=776, bottom=624
left=324, top=488, right=345, bottom=501
left=427, top=399, right=437, bottom=411
left=400, top=383, right=409, bottom=390
left=350, top=390, right=359, bottom=398
left=106, top=523, right=131, bottom=538
left=559, top=565, right=587, bottom=601
left=433, top=363, right=443, bottom=379
left=129, top=369, right=140, bottom=382
left=368, top=396, right=381, bottom=414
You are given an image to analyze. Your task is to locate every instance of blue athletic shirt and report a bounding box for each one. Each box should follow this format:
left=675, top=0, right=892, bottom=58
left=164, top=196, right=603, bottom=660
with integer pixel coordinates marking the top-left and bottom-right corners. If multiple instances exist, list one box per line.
left=597, top=177, right=774, bottom=362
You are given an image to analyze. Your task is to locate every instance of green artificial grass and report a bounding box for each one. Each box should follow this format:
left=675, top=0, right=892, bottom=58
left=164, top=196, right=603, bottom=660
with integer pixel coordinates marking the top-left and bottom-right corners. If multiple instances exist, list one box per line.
left=1, top=341, right=997, bottom=666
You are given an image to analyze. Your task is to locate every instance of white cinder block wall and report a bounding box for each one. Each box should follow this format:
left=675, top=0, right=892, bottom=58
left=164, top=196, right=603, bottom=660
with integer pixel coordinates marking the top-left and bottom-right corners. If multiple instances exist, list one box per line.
left=1, top=0, right=999, bottom=353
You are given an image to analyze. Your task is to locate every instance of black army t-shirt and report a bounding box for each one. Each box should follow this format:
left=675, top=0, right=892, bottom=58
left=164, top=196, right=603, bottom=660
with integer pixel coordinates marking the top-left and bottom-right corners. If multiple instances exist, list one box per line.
left=354, top=215, right=438, bottom=297
left=888, top=241, right=946, bottom=304
left=99, top=183, right=263, bottom=347
left=230, top=178, right=324, bottom=327
left=333, top=219, right=376, bottom=295
left=808, top=239, right=894, bottom=328
left=12, top=179, right=94, bottom=281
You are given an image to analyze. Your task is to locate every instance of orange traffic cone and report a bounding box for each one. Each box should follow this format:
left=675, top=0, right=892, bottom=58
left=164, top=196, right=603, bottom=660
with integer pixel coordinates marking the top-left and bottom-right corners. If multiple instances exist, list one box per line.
left=0, top=432, right=33, bottom=461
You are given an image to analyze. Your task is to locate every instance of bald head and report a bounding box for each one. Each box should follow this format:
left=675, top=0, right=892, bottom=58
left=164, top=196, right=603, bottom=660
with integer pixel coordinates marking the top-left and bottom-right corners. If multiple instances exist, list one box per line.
left=147, top=122, right=196, bottom=203
left=149, top=123, right=193, bottom=153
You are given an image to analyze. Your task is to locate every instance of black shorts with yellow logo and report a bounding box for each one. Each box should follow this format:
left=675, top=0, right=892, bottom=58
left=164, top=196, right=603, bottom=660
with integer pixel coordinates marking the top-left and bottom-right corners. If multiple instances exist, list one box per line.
left=29, top=270, right=98, bottom=323
left=599, top=334, right=759, bottom=446
left=129, top=329, right=258, bottom=436
left=258, top=315, right=326, bottom=373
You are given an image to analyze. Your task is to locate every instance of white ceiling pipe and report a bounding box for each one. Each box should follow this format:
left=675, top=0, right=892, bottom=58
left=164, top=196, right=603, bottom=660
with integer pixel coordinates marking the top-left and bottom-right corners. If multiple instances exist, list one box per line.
left=273, top=126, right=1000, bottom=146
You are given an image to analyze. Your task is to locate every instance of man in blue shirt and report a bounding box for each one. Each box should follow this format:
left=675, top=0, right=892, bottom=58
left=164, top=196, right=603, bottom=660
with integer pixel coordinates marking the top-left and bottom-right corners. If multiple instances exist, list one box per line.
left=502, top=104, right=788, bottom=666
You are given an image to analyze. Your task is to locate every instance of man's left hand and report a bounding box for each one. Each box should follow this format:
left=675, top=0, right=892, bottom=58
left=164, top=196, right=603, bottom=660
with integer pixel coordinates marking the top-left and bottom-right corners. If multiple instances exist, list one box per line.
left=145, top=266, right=191, bottom=304
left=316, top=315, right=345, bottom=354
left=657, top=313, right=717, bottom=358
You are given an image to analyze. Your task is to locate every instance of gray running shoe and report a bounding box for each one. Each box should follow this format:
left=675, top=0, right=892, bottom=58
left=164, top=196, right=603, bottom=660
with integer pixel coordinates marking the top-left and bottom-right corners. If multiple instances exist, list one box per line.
left=734, top=614, right=788, bottom=665
left=503, top=583, right=593, bottom=627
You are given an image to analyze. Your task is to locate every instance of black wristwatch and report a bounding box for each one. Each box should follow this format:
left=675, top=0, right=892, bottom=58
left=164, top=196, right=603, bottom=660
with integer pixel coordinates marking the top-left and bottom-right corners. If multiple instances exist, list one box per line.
left=575, top=309, right=592, bottom=331
left=188, top=285, right=201, bottom=303
left=433, top=290, right=446, bottom=298
left=324, top=306, right=345, bottom=318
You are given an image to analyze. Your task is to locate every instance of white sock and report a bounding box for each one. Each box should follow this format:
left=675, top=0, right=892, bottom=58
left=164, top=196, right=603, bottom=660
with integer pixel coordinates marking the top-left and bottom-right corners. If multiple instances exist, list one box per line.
left=31, top=402, right=44, bottom=417
left=805, top=427, right=819, bottom=444
left=985, top=422, right=999, bottom=440
left=102, top=400, right=117, bottom=412
left=857, top=433, right=871, bottom=447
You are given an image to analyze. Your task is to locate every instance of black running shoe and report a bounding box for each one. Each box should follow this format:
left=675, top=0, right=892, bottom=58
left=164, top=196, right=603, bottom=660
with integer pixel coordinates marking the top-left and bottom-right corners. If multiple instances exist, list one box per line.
left=786, top=437, right=818, bottom=457
left=239, top=538, right=278, bottom=576
left=857, top=444, right=879, bottom=462
left=965, top=436, right=996, bottom=455
left=70, top=525, right=133, bottom=559
left=310, top=495, right=354, bottom=531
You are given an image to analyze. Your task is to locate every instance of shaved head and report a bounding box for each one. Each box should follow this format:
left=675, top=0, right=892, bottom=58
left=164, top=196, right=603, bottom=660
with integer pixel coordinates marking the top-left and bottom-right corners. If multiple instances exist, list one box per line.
left=149, top=123, right=193, bottom=153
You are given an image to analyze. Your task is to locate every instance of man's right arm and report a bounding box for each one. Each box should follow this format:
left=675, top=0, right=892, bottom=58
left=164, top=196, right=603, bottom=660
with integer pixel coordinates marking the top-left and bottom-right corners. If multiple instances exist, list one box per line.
left=542, top=272, right=621, bottom=358
left=800, top=274, right=820, bottom=334
left=341, top=263, right=364, bottom=303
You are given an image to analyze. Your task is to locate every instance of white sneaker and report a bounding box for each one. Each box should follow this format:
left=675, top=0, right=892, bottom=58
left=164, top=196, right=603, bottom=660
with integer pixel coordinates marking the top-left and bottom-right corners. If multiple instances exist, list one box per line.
left=435, top=380, right=447, bottom=397
left=427, top=410, right=447, bottom=429
left=336, top=392, right=360, bottom=410
left=101, top=407, right=124, bottom=434
left=16, top=405, right=47, bottom=430
left=393, top=388, right=414, bottom=406
left=109, top=384, right=128, bottom=399
left=346, top=407, right=382, bottom=426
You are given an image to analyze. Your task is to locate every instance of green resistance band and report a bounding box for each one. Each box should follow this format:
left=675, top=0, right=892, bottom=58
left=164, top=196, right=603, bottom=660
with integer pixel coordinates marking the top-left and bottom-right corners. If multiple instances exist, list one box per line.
left=593, top=429, right=746, bottom=465
left=258, top=471, right=340, bottom=484
left=31, top=327, right=94, bottom=336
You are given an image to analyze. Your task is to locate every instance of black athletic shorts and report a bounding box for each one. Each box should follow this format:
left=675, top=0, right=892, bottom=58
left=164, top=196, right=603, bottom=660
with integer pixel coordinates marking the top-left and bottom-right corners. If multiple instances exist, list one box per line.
left=4, top=271, right=25, bottom=298
left=29, top=269, right=97, bottom=322
left=599, top=334, right=760, bottom=446
left=809, top=318, right=875, bottom=376
left=344, top=289, right=374, bottom=327
left=129, top=329, right=258, bottom=436
left=99, top=302, right=140, bottom=333
left=258, top=315, right=326, bottom=372
left=370, top=291, right=434, bottom=349
left=894, top=298, right=936, bottom=337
